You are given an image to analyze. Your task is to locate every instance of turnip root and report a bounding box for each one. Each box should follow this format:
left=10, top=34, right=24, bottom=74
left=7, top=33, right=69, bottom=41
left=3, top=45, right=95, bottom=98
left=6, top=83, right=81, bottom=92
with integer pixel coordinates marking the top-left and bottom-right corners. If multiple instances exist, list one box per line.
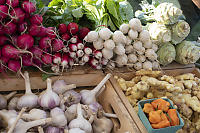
left=128, top=29, right=138, bottom=40
left=139, top=30, right=150, bottom=43
left=99, top=28, right=112, bottom=40
left=115, top=54, right=128, bottom=66
left=112, top=31, right=126, bottom=43
left=120, top=23, right=130, bottom=34
left=103, top=39, right=115, bottom=50
left=102, top=48, right=113, bottom=59
left=138, top=55, right=146, bottom=63
left=125, top=36, right=132, bottom=45
left=136, top=47, right=145, bottom=55
left=145, top=49, right=158, bottom=61
left=129, top=18, right=142, bottom=32
left=143, top=61, right=153, bottom=70
left=93, top=38, right=104, bottom=50
left=134, top=62, right=142, bottom=70
left=114, top=43, right=125, bottom=55
left=84, top=31, right=98, bottom=42
left=152, top=44, right=158, bottom=52
left=152, top=61, right=160, bottom=69
left=143, top=40, right=152, bottom=49
left=125, top=45, right=134, bottom=54
left=133, top=41, right=143, bottom=51
left=128, top=54, right=137, bottom=63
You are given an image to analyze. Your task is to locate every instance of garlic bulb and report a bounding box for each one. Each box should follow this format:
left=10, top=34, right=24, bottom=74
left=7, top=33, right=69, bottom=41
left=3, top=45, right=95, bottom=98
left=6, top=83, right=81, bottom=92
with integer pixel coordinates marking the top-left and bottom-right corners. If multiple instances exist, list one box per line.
left=53, top=80, right=76, bottom=94
left=68, top=128, right=86, bottom=133
left=22, top=109, right=47, bottom=121
left=38, top=78, right=61, bottom=109
left=50, top=107, right=67, bottom=128
left=63, top=90, right=81, bottom=107
left=17, top=71, right=38, bottom=109
left=0, top=91, right=17, bottom=109
left=8, top=97, right=19, bottom=110
left=68, top=103, right=92, bottom=133
left=45, top=126, right=64, bottom=133
left=92, top=116, right=113, bottom=133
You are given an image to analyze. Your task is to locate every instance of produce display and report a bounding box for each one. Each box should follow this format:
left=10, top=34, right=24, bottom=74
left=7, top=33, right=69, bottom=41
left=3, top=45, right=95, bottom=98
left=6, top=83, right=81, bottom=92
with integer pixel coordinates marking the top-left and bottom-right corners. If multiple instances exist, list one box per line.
left=115, top=69, right=200, bottom=132
left=0, top=72, right=116, bottom=133
left=142, top=99, right=180, bottom=129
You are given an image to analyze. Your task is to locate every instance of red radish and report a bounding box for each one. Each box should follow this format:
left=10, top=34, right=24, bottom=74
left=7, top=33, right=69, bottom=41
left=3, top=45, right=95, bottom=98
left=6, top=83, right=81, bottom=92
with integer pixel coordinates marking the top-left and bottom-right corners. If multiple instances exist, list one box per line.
left=0, top=0, right=5, bottom=4
left=52, top=39, right=64, bottom=52
left=76, top=50, right=84, bottom=57
left=22, top=1, right=36, bottom=14
left=29, top=25, right=41, bottom=36
left=6, top=0, right=19, bottom=7
left=18, top=22, right=28, bottom=33
left=77, top=43, right=84, bottom=50
left=69, top=44, right=77, bottom=51
left=29, top=46, right=43, bottom=59
left=93, top=50, right=102, bottom=59
left=61, top=54, right=69, bottom=68
left=67, top=22, right=79, bottom=35
left=22, top=54, right=33, bottom=66
left=58, top=24, right=67, bottom=34
left=39, top=37, right=51, bottom=50
left=10, top=35, right=18, bottom=45
left=84, top=47, right=92, bottom=55
left=8, top=60, right=21, bottom=72
left=70, top=35, right=78, bottom=43
left=4, top=22, right=17, bottom=35
left=0, top=25, right=4, bottom=35
left=30, top=14, right=43, bottom=25
left=11, top=8, right=25, bottom=23
left=62, top=33, right=70, bottom=41
left=25, top=13, right=30, bottom=19
left=69, top=52, right=76, bottom=58
left=17, top=34, right=34, bottom=49
left=0, top=5, right=8, bottom=19
left=89, top=58, right=102, bottom=69
left=1, top=56, right=9, bottom=64
left=53, top=53, right=61, bottom=64
left=46, top=27, right=57, bottom=39
left=42, top=53, right=52, bottom=65
left=0, top=36, right=8, bottom=46
left=82, top=54, right=89, bottom=62
left=2, top=44, right=31, bottom=59
left=37, top=26, right=47, bottom=37
left=78, top=27, right=90, bottom=39
left=33, top=58, right=42, bottom=67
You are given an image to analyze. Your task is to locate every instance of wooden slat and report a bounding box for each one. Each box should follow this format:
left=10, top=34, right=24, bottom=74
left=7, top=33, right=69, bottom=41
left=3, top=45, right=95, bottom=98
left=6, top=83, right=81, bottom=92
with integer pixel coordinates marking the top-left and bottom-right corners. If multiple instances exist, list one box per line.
left=192, top=0, right=200, bottom=8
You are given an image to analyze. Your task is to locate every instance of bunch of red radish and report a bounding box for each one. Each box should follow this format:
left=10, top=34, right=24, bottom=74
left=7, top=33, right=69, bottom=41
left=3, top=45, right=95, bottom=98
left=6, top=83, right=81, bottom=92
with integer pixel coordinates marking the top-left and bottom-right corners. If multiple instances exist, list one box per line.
left=0, top=0, right=106, bottom=74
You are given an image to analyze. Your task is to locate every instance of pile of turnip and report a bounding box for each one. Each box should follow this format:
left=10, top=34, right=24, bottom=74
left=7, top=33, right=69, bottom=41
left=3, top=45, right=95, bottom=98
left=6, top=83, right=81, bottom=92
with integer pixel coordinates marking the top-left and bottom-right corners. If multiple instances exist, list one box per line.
left=84, top=18, right=160, bottom=70
left=0, top=0, right=93, bottom=74
left=0, top=71, right=116, bottom=133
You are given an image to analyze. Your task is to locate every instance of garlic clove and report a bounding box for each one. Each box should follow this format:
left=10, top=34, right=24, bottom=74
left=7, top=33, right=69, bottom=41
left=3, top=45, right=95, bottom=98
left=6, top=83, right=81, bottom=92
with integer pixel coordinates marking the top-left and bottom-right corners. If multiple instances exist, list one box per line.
left=63, top=90, right=81, bottom=107
left=50, top=107, right=67, bottom=128
left=0, top=91, right=17, bottom=109
left=8, top=97, right=19, bottom=110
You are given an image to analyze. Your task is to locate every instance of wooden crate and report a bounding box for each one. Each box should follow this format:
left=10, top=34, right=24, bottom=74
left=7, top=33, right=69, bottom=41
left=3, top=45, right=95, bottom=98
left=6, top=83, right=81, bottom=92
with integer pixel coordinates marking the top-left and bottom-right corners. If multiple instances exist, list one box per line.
left=0, top=69, right=141, bottom=133
left=109, top=67, right=200, bottom=133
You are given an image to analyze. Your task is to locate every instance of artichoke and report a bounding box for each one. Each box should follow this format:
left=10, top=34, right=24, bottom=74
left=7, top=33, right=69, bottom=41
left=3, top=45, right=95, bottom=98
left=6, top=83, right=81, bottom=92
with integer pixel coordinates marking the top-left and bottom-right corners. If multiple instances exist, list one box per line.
left=157, top=42, right=176, bottom=66
left=149, top=22, right=171, bottom=43
left=154, top=2, right=182, bottom=25
left=171, top=20, right=190, bottom=44
left=175, top=41, right=200, bottom=64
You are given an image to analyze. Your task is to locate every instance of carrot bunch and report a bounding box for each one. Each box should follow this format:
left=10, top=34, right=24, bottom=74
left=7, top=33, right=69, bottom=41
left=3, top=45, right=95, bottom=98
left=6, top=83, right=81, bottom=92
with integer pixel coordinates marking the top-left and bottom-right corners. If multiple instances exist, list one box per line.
left=143, top=99, right=179, bottom=129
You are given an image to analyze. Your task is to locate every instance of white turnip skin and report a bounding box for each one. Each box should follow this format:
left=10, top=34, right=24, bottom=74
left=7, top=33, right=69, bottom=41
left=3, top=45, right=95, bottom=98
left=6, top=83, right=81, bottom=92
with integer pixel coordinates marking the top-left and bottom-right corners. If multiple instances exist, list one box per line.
left=69, top=52, right=76, bottom=58
left=78, top=27, right=90, bottom=39
left=152, top=61, right=160, bottom=69
left=133, top=41, right=143, bottom=51
left=129, top=18, right=142, bottom=32
left=77, top=43, right=84, bottom=50
left=125, top=45, right=134, bottom=54
left=134, top=62, right=142, bottom=70
left=30, top=14, right=43, bottom=25
left=125, top=36, right=132, bottom=45
left=53, top=53, right=61, bottom=64
left=99, top=28, right=112, bottom=40
left=143, top=40, right=152, bottom=49
left=4, top=22, right=17, bottom=35
left=145, top=49, right=158, bottom=61
left=58, top=24, right=67, bottom=34
left=128, top=54, right=137, bottom=63
left=139, top=30, right=150, bottom=43
left=93, top=50, right=102, bottom=59
left=138, top=55, right=146, bottom=63
left=69, top=44, right=78, bottom=52
left=152, top=44, right=158, bottom=52
left=93, top=38, right=104, bottom=50
left=85, top=31, right=99, bottom=42
left=102, top=48, right=113, bottom=60
left=115, top=54, right=128, bottom=66
left=67, top=22, right=79, bottom=35
left=112, top=31, right=126, bottom=43
left=114, top=43, right=125, bottom=55
left=17, top=34, right=34, bottom=49
left=128, top=29, right=138, bottom=40
left=120, top=23, right=130, bottom=34
left=103, top=39, right=115, bottom=50
left=22, top=1, right=36, bottom=14
left=136, top=47, right=145, bottom=55
left=77, top=50, right=84, bottom=57
left=84, top=47, right=92, bottom=55
left=6, top=0, right=19, bottom=7
left=143, top=61, right=153, bottom=70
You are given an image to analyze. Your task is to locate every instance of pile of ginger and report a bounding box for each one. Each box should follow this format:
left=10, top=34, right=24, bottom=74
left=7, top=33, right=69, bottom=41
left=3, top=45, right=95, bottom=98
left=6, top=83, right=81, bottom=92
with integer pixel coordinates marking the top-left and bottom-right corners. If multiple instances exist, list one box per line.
left=115, top=69, right=200, bottom=133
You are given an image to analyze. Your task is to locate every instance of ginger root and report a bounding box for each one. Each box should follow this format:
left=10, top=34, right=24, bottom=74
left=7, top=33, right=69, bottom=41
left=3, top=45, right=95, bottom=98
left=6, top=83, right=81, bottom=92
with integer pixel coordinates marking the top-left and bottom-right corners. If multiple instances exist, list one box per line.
left=160, top=75, right=176, bottom=84
left=182, top=94, right=200, bottom=112
left=176, top=73, right=195, bottom=80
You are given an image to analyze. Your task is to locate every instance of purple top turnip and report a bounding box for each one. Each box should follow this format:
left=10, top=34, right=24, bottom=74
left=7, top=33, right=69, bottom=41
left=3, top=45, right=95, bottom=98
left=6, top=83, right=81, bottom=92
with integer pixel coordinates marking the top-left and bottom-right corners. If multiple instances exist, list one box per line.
left=0, top=5, right=8, bottom=20
left=30, top=14, right=43, bottom=25
left=78, top=27, right=90, bottom=39
left=58, top=23, right=67, bottom=34
left=22, top=1, right=36, bottom=14
left=17, top=34, right=34, bottom=49
left=4, top=22, right=17, bottom=35
left=11, top=8, right=25, bottom=23
left=67, top=22, right=79, bottom=35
